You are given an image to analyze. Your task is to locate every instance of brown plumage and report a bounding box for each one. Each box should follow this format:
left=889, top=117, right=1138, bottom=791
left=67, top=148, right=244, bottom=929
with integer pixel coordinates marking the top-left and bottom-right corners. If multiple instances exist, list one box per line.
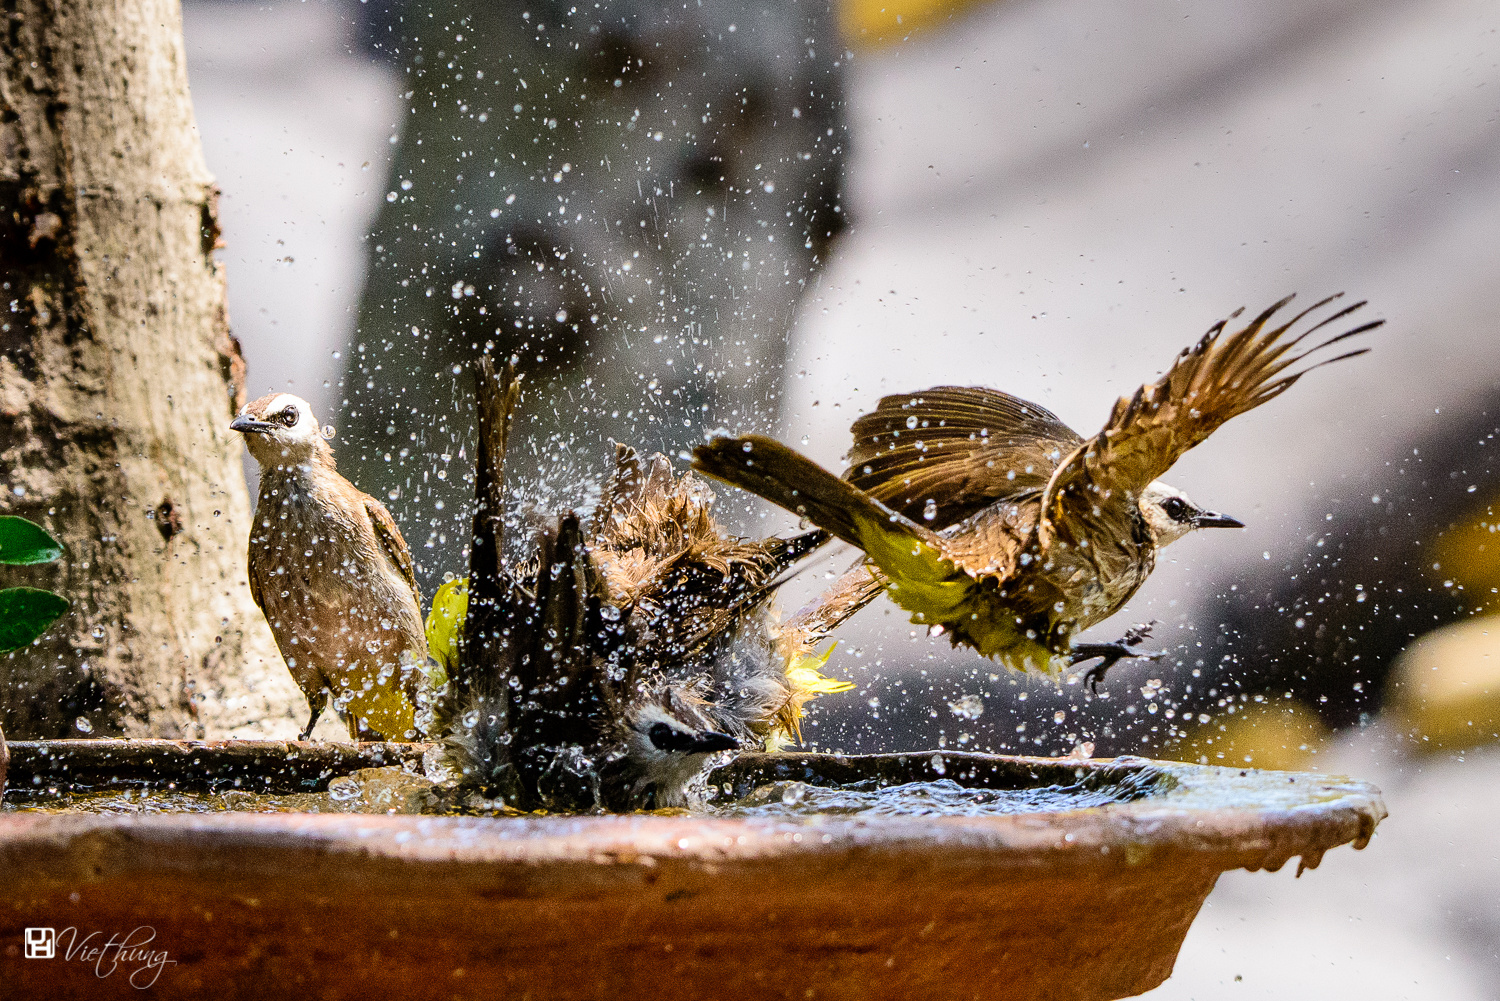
left=232, top=393, right=428, bottom=740
left=695, top=293, right=1381, bottom=685
left=592, top=444, right=824, bottom=671
left=443, top=361, right=830, bottom=810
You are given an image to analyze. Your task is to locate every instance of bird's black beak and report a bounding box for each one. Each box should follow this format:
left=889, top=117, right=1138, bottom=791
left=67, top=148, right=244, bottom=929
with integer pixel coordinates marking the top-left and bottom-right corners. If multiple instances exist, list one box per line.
left=647, top=721, right=741, bottom=754
left=229, top=414, right=274, bottom=434
left=1194, top=510, right=1245, bottom=529
left=686, top=730, right=740, bottom=753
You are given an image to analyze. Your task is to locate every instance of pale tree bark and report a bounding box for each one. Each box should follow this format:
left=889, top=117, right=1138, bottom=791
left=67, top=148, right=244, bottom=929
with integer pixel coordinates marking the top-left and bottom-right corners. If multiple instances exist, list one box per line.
left=0, top=0, right=305, bottom=738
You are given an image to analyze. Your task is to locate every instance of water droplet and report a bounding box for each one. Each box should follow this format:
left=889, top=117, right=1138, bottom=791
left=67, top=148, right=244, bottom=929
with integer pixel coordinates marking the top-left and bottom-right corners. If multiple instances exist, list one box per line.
left=74, top=717, right=93, bottom=734
left=947, top=694, right=983, bottom=719
left=922, top=498, right=938, bottom=521
left=328, top=777, right=361, bottom=802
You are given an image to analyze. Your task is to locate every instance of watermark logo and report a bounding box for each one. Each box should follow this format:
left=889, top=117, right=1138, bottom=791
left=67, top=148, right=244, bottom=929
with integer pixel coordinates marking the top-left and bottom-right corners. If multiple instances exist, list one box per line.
left=24, top=927, right=55, bottom=960
left=21, top=926, right=175, bottom=988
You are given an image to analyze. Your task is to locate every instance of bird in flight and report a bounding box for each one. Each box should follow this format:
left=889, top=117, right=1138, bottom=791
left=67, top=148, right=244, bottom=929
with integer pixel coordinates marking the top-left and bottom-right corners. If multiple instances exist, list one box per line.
left=694, top=293, right=1381, bottom=688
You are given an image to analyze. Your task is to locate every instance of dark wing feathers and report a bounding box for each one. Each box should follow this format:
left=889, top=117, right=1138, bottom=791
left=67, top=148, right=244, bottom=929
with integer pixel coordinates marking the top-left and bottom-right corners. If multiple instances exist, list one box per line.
left=365, top=495, right=421, bottom=606
left=847, top=386, right=1083, bottom=523
left=1044, top=293, right=1380, bottom=530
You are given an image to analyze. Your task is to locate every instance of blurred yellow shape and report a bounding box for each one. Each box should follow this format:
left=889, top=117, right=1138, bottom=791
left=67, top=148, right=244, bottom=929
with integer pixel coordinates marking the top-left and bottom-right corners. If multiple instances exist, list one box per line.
left=1161, top=700, right=1329, bottom=771
left=1432, top=499, right=1500, bottom=614
left=840, top=0, right=997, bottom=49
left=1386, top=614, right=1500, bottom=751
left=424, top=577, right=468, bottom=687
left=768, top=642, right=855, bottom=750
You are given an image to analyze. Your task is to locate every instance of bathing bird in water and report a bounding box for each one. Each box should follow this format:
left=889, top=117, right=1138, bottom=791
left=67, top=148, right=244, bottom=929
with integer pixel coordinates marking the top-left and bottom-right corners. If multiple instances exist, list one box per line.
left=442, top=441, right=837, bottom=810
left=437, top=361, right=850, bottom=810
left=694, top=293, right=1381, bottom=687
left=232, top=393, right=428, bottom=740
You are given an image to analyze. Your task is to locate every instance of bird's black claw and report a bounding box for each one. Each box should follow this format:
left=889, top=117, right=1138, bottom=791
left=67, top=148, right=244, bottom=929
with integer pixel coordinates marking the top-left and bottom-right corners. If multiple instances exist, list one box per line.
left=299, top=705, right=323, bottom=741
left=1069, top=623, right=1163, bottom=693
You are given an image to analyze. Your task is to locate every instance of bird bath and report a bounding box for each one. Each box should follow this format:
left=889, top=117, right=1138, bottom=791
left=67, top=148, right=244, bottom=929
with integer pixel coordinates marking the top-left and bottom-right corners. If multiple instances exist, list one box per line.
left=0, top=740, right=1383, bottom=1000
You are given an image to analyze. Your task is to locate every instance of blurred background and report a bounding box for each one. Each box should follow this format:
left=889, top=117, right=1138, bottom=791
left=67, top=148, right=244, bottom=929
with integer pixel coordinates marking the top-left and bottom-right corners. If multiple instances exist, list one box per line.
left=188, top=0, right=1498, bottom=995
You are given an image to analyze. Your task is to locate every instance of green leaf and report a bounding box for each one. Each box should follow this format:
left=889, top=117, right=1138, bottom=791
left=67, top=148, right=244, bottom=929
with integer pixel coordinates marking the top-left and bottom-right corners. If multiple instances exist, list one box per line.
left=0, top=586, right=70, bottom=651
left=0, top=515, right=64, bottom=565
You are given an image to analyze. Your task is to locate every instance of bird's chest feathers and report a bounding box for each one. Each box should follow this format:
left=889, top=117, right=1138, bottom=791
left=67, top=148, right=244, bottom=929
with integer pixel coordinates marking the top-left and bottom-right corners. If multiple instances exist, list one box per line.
left=1035, top=503, right=1155, bottom=626
left=251, top=472, right=385, bottom=611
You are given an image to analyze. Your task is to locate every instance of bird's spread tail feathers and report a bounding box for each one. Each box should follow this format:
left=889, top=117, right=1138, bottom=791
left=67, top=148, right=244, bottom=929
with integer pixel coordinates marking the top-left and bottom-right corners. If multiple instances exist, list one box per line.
left=694, top=435, right=973, bottom=622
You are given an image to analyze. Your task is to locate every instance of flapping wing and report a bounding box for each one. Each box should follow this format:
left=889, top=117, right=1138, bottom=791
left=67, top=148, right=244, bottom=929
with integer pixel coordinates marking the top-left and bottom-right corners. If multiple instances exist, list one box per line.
left=847, top=386, right=1083, bottom=523
left=777, top=562, right=888, bottom=657
left=1042, top=293, right=1380, bottom=535
left=366, top=495, right=422, bottom=607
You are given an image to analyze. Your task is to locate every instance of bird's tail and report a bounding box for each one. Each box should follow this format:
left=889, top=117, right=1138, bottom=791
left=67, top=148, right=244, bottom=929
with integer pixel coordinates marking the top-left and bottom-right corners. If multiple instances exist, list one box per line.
left=693, top=435, right=909, bottom=549
left=694, top=435, right=972, bottom=625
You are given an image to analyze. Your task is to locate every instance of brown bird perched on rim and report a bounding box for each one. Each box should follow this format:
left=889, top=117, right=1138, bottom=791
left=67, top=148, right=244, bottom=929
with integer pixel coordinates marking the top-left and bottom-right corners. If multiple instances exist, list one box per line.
left=231, top=393, right=428, bottom=740
left=694, top=293, right=1382, bottom=688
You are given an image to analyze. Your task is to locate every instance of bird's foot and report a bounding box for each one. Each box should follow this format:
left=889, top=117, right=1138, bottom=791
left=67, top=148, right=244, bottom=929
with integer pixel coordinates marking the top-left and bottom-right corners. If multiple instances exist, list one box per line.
left=298, top=704, right=324, bottom=741
left=1068, top=622, right=1164, bottom=693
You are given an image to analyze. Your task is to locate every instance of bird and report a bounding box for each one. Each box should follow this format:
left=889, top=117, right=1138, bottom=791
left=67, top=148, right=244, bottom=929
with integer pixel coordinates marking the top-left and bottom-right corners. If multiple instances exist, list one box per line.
left=441, top=441, right=837, bottom=809
left=693, top=293, right=1382, bottom=687
left=231, top=393, right=430, bottom=741
left=587, top=446, right=850, bottom=759
left=435, top=360, right=848, bottom=809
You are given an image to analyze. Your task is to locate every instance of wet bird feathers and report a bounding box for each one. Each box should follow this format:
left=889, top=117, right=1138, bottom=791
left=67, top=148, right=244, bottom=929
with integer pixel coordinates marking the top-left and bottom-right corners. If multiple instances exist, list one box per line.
left=847, top=386, right=1082, bottom=525
left=694, top=294, right=1381, bottom=675
left=444, top=361, right=830, bottom=809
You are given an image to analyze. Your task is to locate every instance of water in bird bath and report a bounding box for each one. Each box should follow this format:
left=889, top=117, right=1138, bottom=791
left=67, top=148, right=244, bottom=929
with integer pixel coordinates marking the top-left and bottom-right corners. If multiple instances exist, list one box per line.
left=730, top=776, right=1152, bottom=817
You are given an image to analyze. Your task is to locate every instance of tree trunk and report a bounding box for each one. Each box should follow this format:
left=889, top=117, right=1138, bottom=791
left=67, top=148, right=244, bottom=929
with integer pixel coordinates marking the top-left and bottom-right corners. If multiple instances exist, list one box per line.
left=343, top=0, right=847, bottom=596
left=0, top=0, right=304, bottom=738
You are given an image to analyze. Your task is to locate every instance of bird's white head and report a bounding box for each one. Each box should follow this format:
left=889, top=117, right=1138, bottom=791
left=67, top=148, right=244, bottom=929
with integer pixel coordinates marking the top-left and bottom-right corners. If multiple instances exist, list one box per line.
left=1138, top=480, right=1244, bottom=548
left=622, top=690, right=739, bottom=807
left=230, top=393, right=331, bottom=469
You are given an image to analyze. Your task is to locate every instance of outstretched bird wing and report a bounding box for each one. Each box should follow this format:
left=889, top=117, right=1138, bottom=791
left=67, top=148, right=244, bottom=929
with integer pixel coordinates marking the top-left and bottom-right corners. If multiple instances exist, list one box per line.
left=848, top=386, right=1083, bottom=523
left=1041, top=293, right=1381, bottom=540
left=365, top=495, right=421, bottom=606
left=778, top=562, right=888, bottom=656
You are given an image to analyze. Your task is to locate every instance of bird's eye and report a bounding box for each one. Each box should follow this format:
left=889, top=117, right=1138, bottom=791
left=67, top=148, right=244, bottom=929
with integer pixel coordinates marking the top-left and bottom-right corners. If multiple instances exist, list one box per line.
left=1161, top=497, right=1189, bottom=521
left=279, top=409, right=298, bottom=427
left=648, top=721, right=695, bottom=752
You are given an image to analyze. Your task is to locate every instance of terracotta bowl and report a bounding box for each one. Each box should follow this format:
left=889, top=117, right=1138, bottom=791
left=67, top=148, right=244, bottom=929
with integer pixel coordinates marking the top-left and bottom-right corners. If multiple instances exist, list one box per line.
left=0, top=743, right=1384, bottom=1001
